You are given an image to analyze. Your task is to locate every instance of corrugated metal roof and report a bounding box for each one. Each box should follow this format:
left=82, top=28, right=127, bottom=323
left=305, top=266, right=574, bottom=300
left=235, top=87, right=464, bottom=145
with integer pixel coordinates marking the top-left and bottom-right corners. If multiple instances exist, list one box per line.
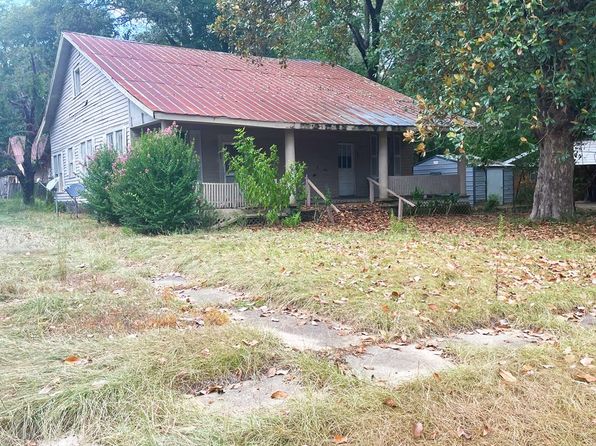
left=63, top=32, right=420, bottom=128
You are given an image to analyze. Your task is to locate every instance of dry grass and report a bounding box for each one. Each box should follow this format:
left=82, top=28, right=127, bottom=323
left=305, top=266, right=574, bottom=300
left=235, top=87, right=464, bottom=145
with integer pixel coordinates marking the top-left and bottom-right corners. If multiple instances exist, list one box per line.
left=0, top=200, right=594, bottom=445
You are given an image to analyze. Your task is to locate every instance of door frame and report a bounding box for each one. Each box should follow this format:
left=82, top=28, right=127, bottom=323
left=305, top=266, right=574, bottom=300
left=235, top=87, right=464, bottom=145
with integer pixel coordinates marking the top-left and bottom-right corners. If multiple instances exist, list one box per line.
left=337, top=142, right=356, bottom=196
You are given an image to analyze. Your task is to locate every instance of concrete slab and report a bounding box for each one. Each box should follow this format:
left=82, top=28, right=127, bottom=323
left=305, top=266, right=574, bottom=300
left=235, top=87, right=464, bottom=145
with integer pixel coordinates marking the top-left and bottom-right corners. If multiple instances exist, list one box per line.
left=151, top=274, right=187, bottom=288
left=39, top=436, right=97, bottom=446
left=194, top=374, right=303, bottom=416
left=176, top=287, right=239, bottom=306
left=232, top=309, right=362, bottom=351
left=346, top=345, right=453, bottom=386
left=450, top=329, right=536, bottom=347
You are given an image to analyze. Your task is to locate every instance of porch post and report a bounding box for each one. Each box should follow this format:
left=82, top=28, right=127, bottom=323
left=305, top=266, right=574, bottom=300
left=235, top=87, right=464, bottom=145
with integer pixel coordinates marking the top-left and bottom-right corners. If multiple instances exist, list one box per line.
left=285, top=129, right=296, bottom=205
left=378, top=130, right=389, bottom=200
left=458, top=153, right=467, bottom=196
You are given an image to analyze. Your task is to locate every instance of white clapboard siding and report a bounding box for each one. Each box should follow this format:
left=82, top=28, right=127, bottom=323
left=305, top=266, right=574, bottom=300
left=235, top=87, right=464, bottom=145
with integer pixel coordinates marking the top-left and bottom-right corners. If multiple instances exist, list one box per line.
left=388, top=175, right=460, bottom=196
left=50, top=47, right=130, bottom=202
left=202, top=183, right=246, bottom=209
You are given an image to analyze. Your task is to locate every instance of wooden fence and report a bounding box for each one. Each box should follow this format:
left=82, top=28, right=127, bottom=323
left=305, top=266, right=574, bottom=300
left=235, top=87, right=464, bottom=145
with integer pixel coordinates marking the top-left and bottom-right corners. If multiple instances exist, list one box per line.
left=388, top=175, right=460, bottom=196
left=202, top=182, right=246, bottom=209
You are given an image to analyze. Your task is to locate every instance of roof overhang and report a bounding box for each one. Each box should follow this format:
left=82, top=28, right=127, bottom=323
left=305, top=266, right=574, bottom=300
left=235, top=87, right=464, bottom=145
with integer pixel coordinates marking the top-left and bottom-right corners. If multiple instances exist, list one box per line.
left=152, top=112, right=413, bottom=132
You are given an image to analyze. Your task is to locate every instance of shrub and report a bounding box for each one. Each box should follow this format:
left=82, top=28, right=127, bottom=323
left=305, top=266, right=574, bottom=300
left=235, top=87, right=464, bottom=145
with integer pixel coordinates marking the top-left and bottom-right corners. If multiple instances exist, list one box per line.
left=225, top=128, right=306, bottom=224
left=82, top=147, right=119, bottom=223
left=282, top=211, right=302, bottom=227
left=110, top=125, right=213, bottom=234
left=484, top=194, right=501, bottom=212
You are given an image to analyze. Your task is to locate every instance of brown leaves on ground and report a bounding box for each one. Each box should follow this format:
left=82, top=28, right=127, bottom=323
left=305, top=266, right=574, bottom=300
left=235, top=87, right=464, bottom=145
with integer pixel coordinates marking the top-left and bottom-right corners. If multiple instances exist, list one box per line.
left=331, top=434, right=349, bottom=444
left=270, top=390, right=288, bottom=399
left=499, top=369, right=517, bottom=383
left=301, top=204, right=596, bottom=242
left=203, top=308, right=230, bottom=326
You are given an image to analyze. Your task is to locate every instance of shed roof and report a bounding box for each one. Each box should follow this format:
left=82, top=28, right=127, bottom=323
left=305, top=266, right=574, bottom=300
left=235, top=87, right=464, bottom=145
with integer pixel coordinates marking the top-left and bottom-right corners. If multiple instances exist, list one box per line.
left=50, top=32, right=420, bottom=130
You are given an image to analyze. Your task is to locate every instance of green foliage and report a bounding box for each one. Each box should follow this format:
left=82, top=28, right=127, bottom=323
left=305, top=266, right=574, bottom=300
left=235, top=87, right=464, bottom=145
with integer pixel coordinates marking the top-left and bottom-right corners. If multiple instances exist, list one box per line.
left=214, top=0, right=389, bottom=81
left=388, top=210, right=418, bottom=237
left=484, top=194, right=501, bottom=213
left=82, top=147, right=119, bottom=223
left=412, top=187, right=424, bottom=202
left=282, top=211, right=302, bottom=228
left=113, top=0, right=226, bottom=51
left=0, top=1, right=114, bottom=204
left=110, top=126, right=213, bottom=234
left=225, top=128, right=306, bottom=225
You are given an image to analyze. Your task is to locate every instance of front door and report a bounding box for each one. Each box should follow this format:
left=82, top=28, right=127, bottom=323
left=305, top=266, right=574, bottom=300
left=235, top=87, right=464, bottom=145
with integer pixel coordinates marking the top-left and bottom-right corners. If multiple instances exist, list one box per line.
left=338, top=143, right=355, bottom=196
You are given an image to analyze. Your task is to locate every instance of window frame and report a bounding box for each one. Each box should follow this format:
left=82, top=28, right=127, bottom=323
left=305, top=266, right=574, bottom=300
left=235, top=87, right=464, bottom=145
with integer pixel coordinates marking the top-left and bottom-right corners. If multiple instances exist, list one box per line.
left=73, top=66, right=81, bottom=97
left=52, top=152, right=64, bottom=192
left=218, top=135, right=236, bottom=183
left=105, top=127, right=127, bottom=154
left=79, top=137, right=93, bottom=171
left=67, top=147, right=74, bottom=177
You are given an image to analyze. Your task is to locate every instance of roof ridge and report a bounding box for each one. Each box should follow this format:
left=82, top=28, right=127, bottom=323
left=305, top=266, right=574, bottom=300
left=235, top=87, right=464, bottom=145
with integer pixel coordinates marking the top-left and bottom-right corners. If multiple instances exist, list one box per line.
left=62, top=31, right=331, bottom=65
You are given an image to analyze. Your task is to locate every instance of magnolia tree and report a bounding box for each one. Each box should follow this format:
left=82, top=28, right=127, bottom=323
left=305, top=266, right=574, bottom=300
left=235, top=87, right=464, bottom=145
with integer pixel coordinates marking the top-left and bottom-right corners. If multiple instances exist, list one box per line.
left=395, top=0, right=594, bottom=220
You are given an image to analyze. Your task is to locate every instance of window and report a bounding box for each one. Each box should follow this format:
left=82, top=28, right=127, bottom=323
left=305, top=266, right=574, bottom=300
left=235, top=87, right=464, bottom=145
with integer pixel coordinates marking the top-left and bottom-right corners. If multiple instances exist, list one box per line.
left=337, top=143, right=353, bottom=169
left=52, top=153, right=64, bottom=191
left=73, top=67, right=81, bottom=96
left=80, top=139, right=93, bottom=169
left=67, top=147, right=74, bottom=176
left=114, top=130, right=123, bottom=152
left=106, top=129, right=126, bottom=153
left=221, top=142, right=236, bottom=183
left=388, top=135, right=401, bottom=176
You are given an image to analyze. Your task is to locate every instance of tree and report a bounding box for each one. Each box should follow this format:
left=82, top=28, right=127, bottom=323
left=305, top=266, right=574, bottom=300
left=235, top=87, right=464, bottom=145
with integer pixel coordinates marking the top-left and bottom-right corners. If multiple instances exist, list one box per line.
left=111, top=0, right=227, bottom=50
left=392, top=0, right=595, bottom=220
left=0, top=0, right=114, bottom=204
left=214, top=0, right=390, bottom=81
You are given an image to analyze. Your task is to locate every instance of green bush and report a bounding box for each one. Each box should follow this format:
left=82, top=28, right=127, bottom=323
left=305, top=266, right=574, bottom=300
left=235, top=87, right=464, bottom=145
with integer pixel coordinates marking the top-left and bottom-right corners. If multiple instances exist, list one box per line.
left=110, top=126, right=213, bottom=234
left=225, top=128, right=306, bottom=225
left=484, top=194, right=501, bottom=212
left=82, top=147, right=119, bottom=223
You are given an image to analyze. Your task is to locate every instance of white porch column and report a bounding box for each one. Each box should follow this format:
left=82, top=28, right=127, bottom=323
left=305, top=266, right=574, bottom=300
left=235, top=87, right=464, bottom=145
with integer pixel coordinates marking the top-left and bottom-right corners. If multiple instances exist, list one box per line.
left=285, top=129, right=296, bottom=205
left=378, top=130, right=389, bottom=200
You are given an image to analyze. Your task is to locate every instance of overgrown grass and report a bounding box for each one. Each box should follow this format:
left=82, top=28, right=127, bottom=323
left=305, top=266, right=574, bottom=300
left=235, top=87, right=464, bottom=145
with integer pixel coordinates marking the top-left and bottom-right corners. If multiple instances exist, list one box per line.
left=0, top=200, right=594, bottom=445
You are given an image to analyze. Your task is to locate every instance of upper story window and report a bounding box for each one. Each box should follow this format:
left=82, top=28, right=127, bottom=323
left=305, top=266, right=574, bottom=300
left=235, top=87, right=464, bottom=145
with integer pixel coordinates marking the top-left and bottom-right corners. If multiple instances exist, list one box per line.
left=73, top=67, right=81, bottom=97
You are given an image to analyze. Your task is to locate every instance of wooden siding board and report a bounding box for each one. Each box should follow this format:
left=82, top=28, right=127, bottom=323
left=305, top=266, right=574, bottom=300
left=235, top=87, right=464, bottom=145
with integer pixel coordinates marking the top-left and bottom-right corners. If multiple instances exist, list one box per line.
left=50, top=47, right=130, bottom=202
left=503, top=168, right=514, bottom=204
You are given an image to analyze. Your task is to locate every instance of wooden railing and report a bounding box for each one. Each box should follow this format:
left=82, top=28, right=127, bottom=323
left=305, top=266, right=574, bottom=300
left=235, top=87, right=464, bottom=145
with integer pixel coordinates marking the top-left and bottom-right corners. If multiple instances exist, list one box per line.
left=202, top=182, right=246, bottom=209
left=367, top=177, right=415, bottom=219
left=305, top=175, right=340, bottom=213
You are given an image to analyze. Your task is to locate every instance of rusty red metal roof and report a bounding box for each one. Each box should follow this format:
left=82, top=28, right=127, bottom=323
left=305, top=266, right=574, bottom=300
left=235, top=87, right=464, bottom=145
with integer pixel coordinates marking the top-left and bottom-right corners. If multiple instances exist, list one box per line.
left=64, top=32, right=420, bottom=128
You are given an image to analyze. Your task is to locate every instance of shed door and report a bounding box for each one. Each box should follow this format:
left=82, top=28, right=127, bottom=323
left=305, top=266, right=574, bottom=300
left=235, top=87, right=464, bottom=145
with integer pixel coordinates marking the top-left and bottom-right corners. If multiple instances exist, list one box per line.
left=486, top=168, right=504, bottom=204
left=338, top=143, right=355, bottom=196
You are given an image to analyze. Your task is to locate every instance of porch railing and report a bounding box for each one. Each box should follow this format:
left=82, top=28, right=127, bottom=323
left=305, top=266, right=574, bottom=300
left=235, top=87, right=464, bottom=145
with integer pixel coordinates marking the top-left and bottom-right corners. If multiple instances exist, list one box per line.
left=367, top=177, right=416, bottom=220
left=388, top=175, right=460, bottom=196
left=202, top=182, right=246, bottom=209
left=305, top=175, right=340, bottom=213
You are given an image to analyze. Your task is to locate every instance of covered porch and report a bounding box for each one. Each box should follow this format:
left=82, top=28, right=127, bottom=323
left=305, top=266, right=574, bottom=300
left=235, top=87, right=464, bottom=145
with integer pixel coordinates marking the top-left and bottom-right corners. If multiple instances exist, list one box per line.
left=134, top=121, right=467, bottom=209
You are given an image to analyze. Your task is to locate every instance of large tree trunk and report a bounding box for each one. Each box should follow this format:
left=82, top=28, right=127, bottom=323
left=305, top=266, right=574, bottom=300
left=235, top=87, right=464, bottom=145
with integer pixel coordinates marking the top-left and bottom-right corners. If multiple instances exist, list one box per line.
left=530, top=106, right=575, bottom=220
left=21, top=172, right=36, bottom=205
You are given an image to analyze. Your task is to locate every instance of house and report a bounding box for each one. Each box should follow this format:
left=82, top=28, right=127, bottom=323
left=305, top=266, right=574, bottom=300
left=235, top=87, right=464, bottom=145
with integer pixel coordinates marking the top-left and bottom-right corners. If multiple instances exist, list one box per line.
left=413, top=154, right=514, bottom=205
left=36, top=32, right=467, bottom=207
left=574, top=140, right=596, bottom=201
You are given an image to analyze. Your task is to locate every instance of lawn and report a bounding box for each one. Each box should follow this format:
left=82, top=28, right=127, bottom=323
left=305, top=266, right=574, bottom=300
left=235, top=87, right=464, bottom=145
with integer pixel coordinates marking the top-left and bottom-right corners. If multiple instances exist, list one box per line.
left=0, top=200, right=594, bottom=445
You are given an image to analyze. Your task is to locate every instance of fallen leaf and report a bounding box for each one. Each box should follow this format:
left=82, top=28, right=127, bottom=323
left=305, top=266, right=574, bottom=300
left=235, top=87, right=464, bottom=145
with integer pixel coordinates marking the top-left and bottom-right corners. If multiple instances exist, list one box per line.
left=428, top=303, right=439, bottom=311
left=499, top=369, right=517, bottom=383
left=63, top=355, right=89, bottom=365
left=573, top=371, right=596, bottom=383
left=481, top=423, right=490, bottom=437
left=383, top=397, right=397, bottom=408
left=267, top=367, right=277, bottom=378
left=242, top=339, right=259, bottom=347
left=412, top=422, right=424, bottom=439
left=91, top=379, right=109, bottom=389
left=580, top=357, right=593, bottom=367
left=271, top=390, right=288, bottom=399
left=432, top=372, right=441, bottom=382
left=332, top=434, right=349, bottom=444
left=457, top=426, right=472, bottom=440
